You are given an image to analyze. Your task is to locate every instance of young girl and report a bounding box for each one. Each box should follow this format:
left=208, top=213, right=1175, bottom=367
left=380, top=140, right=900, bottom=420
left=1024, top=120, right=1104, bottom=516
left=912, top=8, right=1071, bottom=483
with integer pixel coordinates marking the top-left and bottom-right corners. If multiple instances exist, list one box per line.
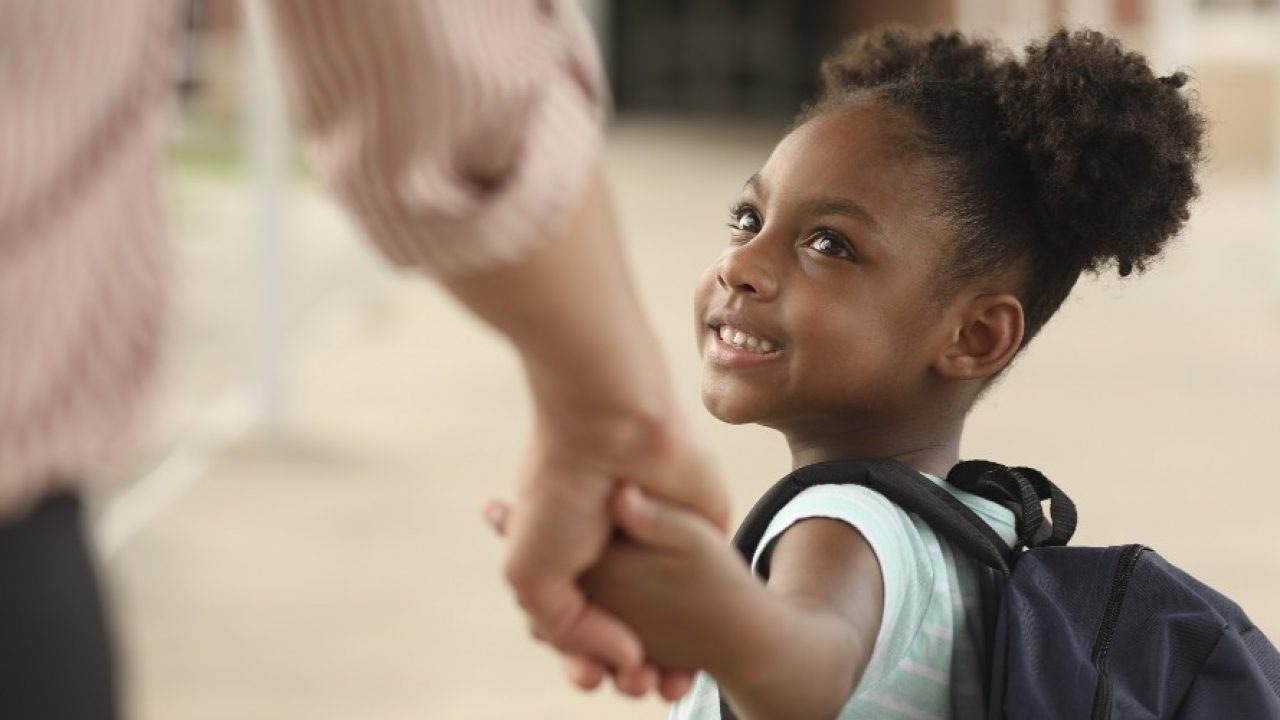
left=572, top=26, right=1206, bottom=719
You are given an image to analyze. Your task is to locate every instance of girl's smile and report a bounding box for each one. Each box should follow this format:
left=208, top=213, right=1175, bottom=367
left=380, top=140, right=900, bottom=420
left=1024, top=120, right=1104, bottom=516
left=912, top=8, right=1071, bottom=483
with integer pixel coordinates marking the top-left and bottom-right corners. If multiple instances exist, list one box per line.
left=705, top=326, right=784, bottom=369
left=704, top=308, right=785, bottom=369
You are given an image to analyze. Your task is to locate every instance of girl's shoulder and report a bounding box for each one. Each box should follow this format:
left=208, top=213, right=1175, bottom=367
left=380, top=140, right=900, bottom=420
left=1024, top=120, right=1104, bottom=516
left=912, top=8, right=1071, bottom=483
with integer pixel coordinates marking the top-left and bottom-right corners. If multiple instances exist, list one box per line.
left=751, top=478, right=1012, bottom=716
left=753, top=483, right=925, bottom=574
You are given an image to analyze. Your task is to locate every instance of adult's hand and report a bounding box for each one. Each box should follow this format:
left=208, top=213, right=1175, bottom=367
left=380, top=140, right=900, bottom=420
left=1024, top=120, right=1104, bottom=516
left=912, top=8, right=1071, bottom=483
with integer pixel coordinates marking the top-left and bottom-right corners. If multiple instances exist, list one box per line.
left=488, top=414, right=715, bottom=699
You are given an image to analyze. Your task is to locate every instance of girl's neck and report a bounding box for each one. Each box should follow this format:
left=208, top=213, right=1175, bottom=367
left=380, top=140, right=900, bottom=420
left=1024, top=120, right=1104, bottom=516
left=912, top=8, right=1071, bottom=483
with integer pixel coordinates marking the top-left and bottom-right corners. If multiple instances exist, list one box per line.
left=782, top=416, right=964, bottom=478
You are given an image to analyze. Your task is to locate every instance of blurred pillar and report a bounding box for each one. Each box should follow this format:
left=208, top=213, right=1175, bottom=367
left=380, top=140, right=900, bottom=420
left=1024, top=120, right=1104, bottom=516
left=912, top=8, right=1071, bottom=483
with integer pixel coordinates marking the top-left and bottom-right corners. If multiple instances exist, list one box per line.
left=189, top=0, right=244, bottom=123
left=242, top=0, right=291, bottom=436
left=1115, top=0, right=1146, bottom=25
left=1270, top=5, right=1280, bottom=292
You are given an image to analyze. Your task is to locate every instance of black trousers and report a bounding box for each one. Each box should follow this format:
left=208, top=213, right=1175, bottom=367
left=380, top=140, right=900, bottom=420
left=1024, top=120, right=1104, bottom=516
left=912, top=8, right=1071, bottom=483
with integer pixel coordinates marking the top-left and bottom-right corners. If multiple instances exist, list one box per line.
left=0, top=492, right=119, bottom=720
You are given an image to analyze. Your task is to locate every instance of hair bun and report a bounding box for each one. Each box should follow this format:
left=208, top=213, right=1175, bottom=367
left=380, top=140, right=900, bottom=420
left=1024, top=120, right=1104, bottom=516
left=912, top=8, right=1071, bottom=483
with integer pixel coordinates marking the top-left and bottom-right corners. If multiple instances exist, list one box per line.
left=996, top=30, right=1205, bottom=276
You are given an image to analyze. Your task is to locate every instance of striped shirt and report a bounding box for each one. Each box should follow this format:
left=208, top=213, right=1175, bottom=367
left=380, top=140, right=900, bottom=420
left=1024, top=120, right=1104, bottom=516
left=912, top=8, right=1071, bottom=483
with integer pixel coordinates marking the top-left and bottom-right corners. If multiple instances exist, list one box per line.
left=671, top=475, right=1017, bottom=720
left=0, top=0, right=605, bottom=517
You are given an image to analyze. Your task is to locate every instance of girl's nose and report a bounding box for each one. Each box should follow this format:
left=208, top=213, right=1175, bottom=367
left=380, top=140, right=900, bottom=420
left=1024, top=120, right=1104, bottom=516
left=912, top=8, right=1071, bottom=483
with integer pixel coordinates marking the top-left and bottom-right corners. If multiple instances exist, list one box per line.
left=716, top=244, right=778, bottom=300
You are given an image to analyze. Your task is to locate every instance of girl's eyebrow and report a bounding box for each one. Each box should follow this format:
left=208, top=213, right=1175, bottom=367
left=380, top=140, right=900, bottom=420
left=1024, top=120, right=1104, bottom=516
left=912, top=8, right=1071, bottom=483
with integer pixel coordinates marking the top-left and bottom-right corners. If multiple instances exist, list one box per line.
left=743, top=173, right=883, bottom=236
left=802, top=196, right=884, bottom=236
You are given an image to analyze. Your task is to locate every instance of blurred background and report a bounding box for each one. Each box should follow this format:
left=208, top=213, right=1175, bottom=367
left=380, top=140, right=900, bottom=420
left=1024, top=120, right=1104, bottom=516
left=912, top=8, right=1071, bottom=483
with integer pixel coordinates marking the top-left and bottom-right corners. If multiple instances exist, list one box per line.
left=97, top=1, right=1280, bottom=718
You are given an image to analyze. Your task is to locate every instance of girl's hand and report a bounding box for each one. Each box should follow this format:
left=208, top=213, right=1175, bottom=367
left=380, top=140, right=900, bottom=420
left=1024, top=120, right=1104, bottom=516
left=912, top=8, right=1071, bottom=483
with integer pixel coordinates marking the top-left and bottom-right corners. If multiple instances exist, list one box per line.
left=580, top=485, right=766, bottom=675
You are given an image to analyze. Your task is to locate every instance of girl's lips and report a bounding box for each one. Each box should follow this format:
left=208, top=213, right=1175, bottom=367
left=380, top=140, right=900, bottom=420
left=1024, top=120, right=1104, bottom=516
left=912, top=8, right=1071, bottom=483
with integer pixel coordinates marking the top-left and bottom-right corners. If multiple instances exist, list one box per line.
left=705, top=326, right=784, bottom=368
left=704, top=309, right=784, bottom=347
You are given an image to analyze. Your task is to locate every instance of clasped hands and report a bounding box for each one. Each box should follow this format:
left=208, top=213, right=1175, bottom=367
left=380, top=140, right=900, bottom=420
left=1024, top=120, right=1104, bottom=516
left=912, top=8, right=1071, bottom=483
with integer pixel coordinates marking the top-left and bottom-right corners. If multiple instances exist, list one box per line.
left=484, top=412, right=734, bottom=701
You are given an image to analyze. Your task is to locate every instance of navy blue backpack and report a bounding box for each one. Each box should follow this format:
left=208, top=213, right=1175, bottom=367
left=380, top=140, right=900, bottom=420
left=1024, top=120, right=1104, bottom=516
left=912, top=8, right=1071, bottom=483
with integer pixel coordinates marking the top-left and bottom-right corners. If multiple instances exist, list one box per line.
left=717, top=458, right=1280, bottom=719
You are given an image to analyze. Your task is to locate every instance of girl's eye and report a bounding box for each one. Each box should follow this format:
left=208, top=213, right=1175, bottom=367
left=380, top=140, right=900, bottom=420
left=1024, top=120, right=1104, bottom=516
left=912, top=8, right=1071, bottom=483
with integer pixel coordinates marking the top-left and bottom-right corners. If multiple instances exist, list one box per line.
left=804, top=230, right=855, bottom=259
left=727, top=204, right=762, bottom=234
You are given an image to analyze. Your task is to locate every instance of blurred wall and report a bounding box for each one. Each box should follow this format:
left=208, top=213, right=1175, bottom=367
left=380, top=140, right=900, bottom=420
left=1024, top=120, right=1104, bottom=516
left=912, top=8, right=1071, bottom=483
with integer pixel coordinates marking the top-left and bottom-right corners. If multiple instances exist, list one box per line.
left=177, top=1, right=1279, bottom=174
left=603, top=0, right=1279, bottom=175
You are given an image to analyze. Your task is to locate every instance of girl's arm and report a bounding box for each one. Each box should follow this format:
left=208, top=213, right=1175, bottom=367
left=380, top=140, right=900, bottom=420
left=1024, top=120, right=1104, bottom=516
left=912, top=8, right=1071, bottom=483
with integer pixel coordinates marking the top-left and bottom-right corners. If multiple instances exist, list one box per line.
left=584, top=486, right=884, bottom=720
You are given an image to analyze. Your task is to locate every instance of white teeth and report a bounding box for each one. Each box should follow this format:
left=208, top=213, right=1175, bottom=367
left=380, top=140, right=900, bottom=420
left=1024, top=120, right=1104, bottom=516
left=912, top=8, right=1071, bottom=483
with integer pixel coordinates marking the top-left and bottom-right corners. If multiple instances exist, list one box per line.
left=715, top=324, right=778, bottom=354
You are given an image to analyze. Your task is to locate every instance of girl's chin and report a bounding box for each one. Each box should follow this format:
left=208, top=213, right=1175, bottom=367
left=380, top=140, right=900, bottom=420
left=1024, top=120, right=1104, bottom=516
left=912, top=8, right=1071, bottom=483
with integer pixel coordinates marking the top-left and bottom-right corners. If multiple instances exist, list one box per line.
left=700, top=389, right=767, bottom=426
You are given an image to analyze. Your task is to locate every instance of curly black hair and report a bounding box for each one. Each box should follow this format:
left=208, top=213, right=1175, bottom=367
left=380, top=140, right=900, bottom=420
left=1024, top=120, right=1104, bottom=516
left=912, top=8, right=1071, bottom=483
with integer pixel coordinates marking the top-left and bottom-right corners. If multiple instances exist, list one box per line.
left=806, top=26, right=1205, bottom=344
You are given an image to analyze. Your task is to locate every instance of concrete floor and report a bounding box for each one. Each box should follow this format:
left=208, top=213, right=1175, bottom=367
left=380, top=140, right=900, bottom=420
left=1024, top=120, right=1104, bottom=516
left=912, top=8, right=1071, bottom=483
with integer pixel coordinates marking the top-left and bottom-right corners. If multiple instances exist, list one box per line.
left=99, top=117, right=1280, bottom=719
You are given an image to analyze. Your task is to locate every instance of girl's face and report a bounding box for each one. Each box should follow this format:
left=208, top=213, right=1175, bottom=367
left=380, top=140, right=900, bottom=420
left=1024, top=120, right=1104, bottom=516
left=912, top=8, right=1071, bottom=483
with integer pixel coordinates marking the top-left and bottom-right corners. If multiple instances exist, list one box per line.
left=694, top=102, right=959, bottom=435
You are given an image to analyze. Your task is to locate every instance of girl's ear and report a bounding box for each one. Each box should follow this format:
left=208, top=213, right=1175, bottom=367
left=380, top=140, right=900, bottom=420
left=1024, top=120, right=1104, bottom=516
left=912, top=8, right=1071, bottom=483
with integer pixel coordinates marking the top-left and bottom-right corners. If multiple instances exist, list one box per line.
left=933, top=293, right=1025, bottom=381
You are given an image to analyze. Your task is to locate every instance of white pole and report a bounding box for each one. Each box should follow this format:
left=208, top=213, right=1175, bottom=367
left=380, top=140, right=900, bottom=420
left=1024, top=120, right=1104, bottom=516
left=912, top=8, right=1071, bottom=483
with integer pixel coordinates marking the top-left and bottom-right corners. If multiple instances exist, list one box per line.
left=242, top=0, right=290, bottom=436
left=1273, top=10, right=1280, bottom=295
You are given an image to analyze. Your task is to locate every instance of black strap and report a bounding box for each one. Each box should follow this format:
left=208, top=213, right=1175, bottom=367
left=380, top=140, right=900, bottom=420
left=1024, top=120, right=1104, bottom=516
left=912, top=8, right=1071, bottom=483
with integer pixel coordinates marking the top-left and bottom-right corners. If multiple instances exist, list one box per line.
left=717, top=457, right=1074, bottom=720
left=732, top=458, right=1015, bottom=575
left=946, top=460, right=1077, bottom=549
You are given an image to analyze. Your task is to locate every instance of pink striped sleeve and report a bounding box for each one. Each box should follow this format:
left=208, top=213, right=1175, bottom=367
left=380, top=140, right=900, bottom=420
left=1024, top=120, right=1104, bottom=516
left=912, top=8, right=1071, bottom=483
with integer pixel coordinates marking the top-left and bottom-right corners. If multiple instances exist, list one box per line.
left=263, top=0, right=607, bottom=276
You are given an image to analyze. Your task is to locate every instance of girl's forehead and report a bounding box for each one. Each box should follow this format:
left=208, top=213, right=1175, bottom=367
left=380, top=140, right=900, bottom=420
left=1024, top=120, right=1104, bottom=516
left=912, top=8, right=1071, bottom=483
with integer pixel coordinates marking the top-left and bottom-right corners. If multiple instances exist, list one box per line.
left=756, top=104, right=938, bottom=217
left=777, top=104, right=922, bottom=170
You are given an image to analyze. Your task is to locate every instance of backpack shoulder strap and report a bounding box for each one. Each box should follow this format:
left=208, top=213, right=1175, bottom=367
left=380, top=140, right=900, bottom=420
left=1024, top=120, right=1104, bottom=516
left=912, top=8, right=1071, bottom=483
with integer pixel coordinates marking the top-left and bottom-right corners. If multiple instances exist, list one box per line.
left=731, top=457, right=1014, bottom=576
left=718, top=457, right=1019, bottom=720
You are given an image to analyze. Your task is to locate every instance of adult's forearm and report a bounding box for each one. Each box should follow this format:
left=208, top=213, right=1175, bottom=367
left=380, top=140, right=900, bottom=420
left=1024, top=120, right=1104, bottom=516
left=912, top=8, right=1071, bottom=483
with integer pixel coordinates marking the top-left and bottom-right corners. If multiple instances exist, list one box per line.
left=446, top=170, right=665, bottom=414
left=442, top=167, right=668, bottom=427
left=441, top=168, right=724, bottom=520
